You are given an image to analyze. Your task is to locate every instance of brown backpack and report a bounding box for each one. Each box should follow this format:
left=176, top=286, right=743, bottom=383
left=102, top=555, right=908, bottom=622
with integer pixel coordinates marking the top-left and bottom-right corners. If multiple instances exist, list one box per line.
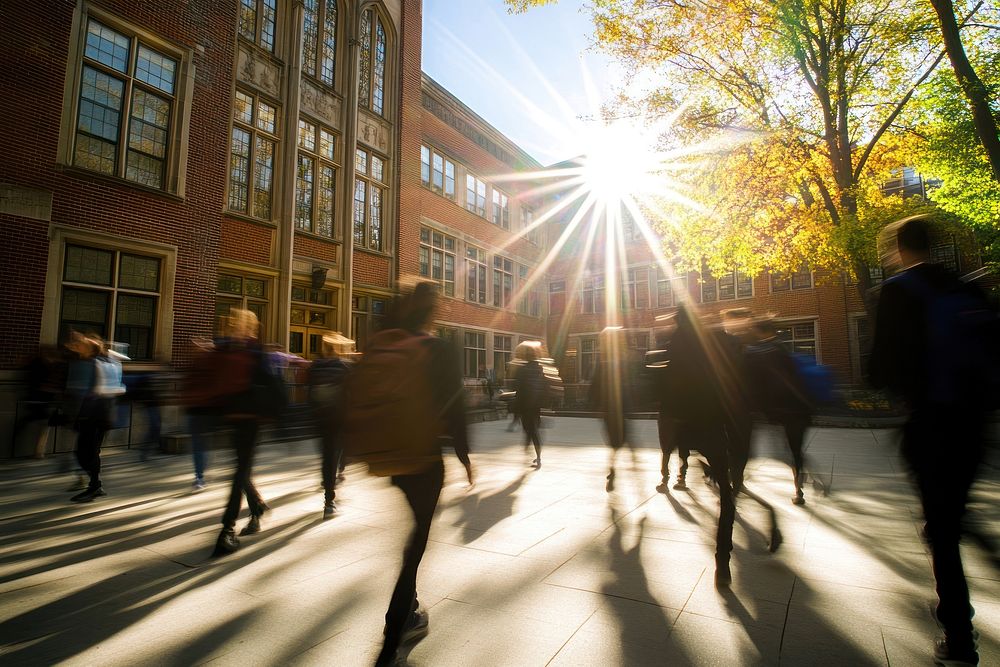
left=343, top=329, right=441, bottom=476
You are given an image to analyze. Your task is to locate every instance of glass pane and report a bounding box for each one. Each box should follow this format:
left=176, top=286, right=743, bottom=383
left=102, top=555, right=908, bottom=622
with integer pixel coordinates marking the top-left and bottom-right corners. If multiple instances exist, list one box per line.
left=419, top=246, right=430, bottom=276
left=125, top=151, right=164, bottom=188
left=118, top=254, right=160, bottom=291
left=310, top=333, right=323, bottom=355
left=316, top=165, right=335, bottom=237
left=292, top=286, right=307, bottom=301
left=78, top=67, right=124, bottom=142
left=321, top=0, right=337, bottom=85
left=302, top=0, right=318, bottom=77
left=253, top=137, right=275, bottom=218
left=421, top=146, right=430, bottom=183
left=369, top=186, right=382, bottom=250
left=228, top=127, right=251, bottom=211
left=235, top=91, right=253, bottom=125
left=353, top=178, right=366, bottom=245
left=298, top=119, right=316, bottom=151
left=245, top=278, right=265, bottom=297
left=129, top=89, right=170, bottom=154
left=355, top=148, right=367, bottom=173
left=358, top=9, right=372, bottom=107
left=116, top=293, right=155, bottom=326
left=319, top=129, right=336, bottom=160
left=218, top=274, right=243, bottom=294
left=309, top=310, right=326, bottom=326
left=261, top=0, right=277, bottom=52
left=289, top=330, right=304, bottom=353
left=61, top=288, right=110, bottom=334
left=135, top=45, right=177, bottom=95
left=295, top=154, right=314, bottom=231
left=65, top=246, right=114, bottom=285
left=246, top=301, right=265, bottom=323
left=291, top=307, right=306, bottom=324
left=371, top=155, right=384, bottom=182
left=85, top=20, right=130, bottom=72
left=373, top=18, right=386, bottom=114
left=420, top=228, right=430, bottom=243
left=257, top=101, right=277, bottom=134
left=239, top=0, right=256, bottom=41
left=793, top=323, right=815, bottom=338
left=74, top=134, right=117, bottom=175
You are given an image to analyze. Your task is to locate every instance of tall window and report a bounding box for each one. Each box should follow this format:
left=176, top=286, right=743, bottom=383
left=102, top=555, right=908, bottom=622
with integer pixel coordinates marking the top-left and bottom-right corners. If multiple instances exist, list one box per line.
left=465, top=174, right=487, bottom=217
left=521, top=206, right=540, bottom=245
left=492, top=189, right=510, bottom=229
left=73, top=19, right=177, bottom=190
left=657, top=271, right=688, bottom=307
left=419, top=228, right=456, bottom=296
left=493, top=256, right=514, bottom=308
left=702, top=269, right=752, bottom=302
left=464, top=331, right=486, bottom=378
left=59, top=244, right=161, bottom=360
left=549, top=280, right=565, bottom=315
left=517, top=266, right=541, bottom=317
left=776, top=321, right=817, bottom=360
left=239, top=0, right=277, bottom=52
left=302, top=0, right=337, bottom=86
left=420, top=145, right=455, bottom=199
left=229, top=90, right=279, bottom=219
left=623, top=268, right=650, bottom=310
left=580, top=337, right=598, bottom=381
left=580, top=276, right=605, bottom=314
left=217, top=274, right=268, bottom=334
left=354, top=147, right=386, bottom=251
left=352, top=294, right=386, bottom=353
left=358, top=8, right=387, bottom=115
left=466, top=246, right=487, bottom=304
left=295, top=119, right=337, bottom=237
left=494, top=335, right=512, bottom=382
left=771, top=267, right=812, bottom=292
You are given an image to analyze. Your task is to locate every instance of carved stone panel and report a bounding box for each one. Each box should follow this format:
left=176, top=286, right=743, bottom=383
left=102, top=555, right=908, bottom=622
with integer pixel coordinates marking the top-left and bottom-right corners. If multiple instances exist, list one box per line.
left=356, top=111, right=392, bottom=154
left=236, top=46, right=281, bottom=98
left=300, top=80, right=342, bottom=129
left=0, top=184, right=52, bottom=221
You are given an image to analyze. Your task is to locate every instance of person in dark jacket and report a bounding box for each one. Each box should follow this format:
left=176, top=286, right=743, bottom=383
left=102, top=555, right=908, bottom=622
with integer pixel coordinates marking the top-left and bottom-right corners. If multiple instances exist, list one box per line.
left=869, top=215, right=993, bottom=666
left=745, top=319, right=814, bottom=505
left=374, top=282, right=474, bottom=667
left=514, top=341, right=546, bottom=468
left=645, top=326, right=689, bottom=492
left=308, top=332, right=354, bottom=519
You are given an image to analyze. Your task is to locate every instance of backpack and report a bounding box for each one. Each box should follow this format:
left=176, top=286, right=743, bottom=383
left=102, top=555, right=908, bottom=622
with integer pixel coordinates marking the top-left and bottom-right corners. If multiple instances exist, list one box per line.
left=515, top=361, right=547, bottom=412
left=893, top=271, right=1000, bottom=407
left=789, top=353, right=835, bottom=406
left=343, top=329, right=441, bottom=476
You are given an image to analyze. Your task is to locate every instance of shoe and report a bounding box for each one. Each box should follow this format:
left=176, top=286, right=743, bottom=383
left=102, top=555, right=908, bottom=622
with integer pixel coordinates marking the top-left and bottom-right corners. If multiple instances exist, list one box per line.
left=792, top=492, right=805, bottom=506
left=606, top=469, right=615, bottom=492
left=66, top=473, right=87, bottom=492
left=532, top=458, right=541, bottom=469
left=70, top=486, right=105, bottom=502
left=323, top=500, right=337, bottom=519
left=715, top=559, right=732, bottom=588
left=240, top=515, right=261, bottom=536
left=769, top=527, right=784, bottom=553
left=400, top=608, right=429, bottom=647
left=934, top=638, right=979, bottom=665
left=212, top=529, right=240, bottom=557
left=672, top=478, right=687, bottom=491
left=192, top=478, right=206, bottom=492
left=656, top=481, right=669, bottom=494
left=337, top=471, right=346, bottom=483
left=374, top=649, right=405, bottom=666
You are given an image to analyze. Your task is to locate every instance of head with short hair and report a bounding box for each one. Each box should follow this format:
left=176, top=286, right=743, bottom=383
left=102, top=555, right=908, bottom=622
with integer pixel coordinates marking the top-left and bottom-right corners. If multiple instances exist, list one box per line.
left=880, top=214, right=932, bottom=271
left=225, top=308, right=259, bottom=340
left=390, top=281, right=439, bottom=333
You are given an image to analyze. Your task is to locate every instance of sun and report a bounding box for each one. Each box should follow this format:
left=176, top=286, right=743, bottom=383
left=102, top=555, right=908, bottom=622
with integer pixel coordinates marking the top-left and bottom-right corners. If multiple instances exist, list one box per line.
left=577, top=119, right=667, bottom=210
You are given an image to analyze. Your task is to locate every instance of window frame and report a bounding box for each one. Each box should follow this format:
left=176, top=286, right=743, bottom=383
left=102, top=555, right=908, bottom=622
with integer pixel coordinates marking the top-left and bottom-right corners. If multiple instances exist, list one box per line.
left=656, top=270, right=688, bottom=308
left=238, top=0, right=278, bottom=53
left=420, top=144, right=456, bottom=200
left=301, top=0, right=339, bottom=87
left=774, top=319, right=819, bottom=362
left=228, top=89, right=281, bottom=220
left=579, top=337, right=599, bottom=382
left=580, top=276, right=606, bottom=314
left=358, top=7, right=389, bottom=116
left=464, top=330, right=487, bottom=378
left=419, top=227, right=456, bottom=297
left=217, top=272, right=271, bottom=336
left=465, top=245, right=488, bottom=304
left=492, top=188, right=510, bottom=229
left=353, top=146, right=388, bottom=252
left=701, top=269, right=753, bottom=303
left=770, top=267, right=813, bottom=292
left=465, top=173, right=487, bottom=217
left=60, top=7, right=193, bottom=196
left=493, top=334, right=513, bottom=382
left=623, top=267, right=650, bottom=310
left=493, top=256, right=514, bottom=309
left=295, top=117, right=339, bottom=238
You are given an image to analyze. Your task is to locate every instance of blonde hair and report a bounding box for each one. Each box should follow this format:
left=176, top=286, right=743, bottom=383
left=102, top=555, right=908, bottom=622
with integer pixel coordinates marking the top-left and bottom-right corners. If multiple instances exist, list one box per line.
left=225, top=309, right=259, bottom=340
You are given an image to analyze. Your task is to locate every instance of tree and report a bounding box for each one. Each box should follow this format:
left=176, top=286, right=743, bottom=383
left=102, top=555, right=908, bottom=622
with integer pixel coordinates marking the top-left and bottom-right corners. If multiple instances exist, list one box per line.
left=929, top=0, right=1000, bottom=183
left=508, top=0, right=986, bottom=310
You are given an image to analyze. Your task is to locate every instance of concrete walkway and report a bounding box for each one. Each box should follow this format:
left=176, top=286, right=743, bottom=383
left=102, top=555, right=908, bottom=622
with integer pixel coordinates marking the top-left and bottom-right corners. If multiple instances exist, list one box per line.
left=1, top=418, right=998, bottom=666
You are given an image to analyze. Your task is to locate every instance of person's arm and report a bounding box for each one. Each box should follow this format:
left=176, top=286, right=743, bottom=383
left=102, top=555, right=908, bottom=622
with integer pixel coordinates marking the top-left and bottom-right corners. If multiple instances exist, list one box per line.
left=428, top=338, right=473, bottom=483
left=868, top=280, right=908, bottom=392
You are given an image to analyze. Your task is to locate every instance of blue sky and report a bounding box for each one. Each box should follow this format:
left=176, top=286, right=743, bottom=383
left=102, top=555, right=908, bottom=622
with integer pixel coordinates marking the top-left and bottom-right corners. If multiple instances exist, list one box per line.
left=421, top=0, right=623, bottom=166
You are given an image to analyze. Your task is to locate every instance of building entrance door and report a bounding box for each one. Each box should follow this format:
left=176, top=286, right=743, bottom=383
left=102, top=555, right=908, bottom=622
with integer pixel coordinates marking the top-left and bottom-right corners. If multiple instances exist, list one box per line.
left=289, top=326, right=329, bottom=360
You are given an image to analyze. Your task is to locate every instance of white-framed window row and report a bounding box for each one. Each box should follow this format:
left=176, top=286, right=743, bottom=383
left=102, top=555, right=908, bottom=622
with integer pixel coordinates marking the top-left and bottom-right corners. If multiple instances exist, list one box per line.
left=465, top=173, right=487, bottom=217
left=420, top=144, right=456, bottom=200
left=657, top=269, right=689, bottom=308
left=65, top=10, right=192, bottom=194
left=44, top=227, right=176, bottom=364
left=774, top=319, right=819, bottom=362
left=770, top=267, right=813, bottom=292
left=701, top=269, right=752, bottom=303
left=419, top=227, right=456, bottom=297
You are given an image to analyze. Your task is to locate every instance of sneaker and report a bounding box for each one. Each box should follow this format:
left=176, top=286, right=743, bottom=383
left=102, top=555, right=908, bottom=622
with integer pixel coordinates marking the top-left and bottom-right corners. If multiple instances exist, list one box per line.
left=605, top=469, right=616, bottom=492
left=323, top=500, right=337, bottom=519
left=532, top=458, right=541, bottom=469
left=400, top=609, right=429, bottom=647
left=672, top=478, right=687, bottom=491
left=212, top=529, right=239, bottom=557
left=656, top=481, right=669, bottom=494
left=792, top=492, right=805, bottom=506
left=240, top=515, right=261, bottom=536
left=70, top=486, right=105, bottom=503
left=192, top=479, right=206, bottom=492
left=934, top=638, right=979, bottom=666
left=66, top=473, right=87, bottom=492
left=769, top=526, right=784, bottom=553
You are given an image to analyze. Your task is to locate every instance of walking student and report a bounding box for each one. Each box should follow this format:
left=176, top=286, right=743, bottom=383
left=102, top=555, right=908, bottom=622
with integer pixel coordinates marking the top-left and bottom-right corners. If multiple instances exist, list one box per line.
left=344, top=282, right=473, bottom=666
left=870, top=215, right=998, bottom=666
left=514, top=340, right=546, bottom=468
left=308, top=332, right=354, bottom=519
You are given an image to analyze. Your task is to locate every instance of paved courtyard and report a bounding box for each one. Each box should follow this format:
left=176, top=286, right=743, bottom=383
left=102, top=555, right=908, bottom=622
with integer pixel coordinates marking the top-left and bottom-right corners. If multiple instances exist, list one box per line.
left=1, top=417, right=998, bottom=666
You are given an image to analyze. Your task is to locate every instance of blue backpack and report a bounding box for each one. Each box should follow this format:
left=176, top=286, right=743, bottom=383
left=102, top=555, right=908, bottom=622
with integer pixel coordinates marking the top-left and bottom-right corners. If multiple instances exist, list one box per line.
left=790, top=353, right=836, bottom=405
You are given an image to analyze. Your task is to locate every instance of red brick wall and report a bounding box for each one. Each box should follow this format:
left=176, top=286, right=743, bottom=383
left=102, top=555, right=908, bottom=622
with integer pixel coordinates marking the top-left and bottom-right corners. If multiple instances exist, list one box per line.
left=0, top=0, right=237, bottom=368
left=294, top=233, right=339, bottom=264
left=220, top=218, right=273, bottom=266
left=353, top=251, right=391, bottom=288
left=396, top=0, right=424, bottom=280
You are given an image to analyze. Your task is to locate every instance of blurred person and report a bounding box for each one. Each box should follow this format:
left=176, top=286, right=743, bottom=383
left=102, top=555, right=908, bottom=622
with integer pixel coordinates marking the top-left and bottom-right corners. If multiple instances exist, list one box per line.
left=343, top=282, right=473, bottom=667
left=514, top=341, right=546, bottom=468
left=206, top=309, right=284, bottom=557
left=11, top=345, right=62, bottom=459
left=870, top=215, right=999, bottom=666
left=505, top=357, right=522, bottom=432
left=745, top=318, right=814, bottom=505
left=182, top=336, right=224, bottom=491
left=589, top=327, right=636, bottom=492
left=64, top=333, right=125, bottom=502
left=308, top=332, right=355, bottom=519
left=126, top=368, right=164, bottom=461
left=644, top=325, right=689, bottom=493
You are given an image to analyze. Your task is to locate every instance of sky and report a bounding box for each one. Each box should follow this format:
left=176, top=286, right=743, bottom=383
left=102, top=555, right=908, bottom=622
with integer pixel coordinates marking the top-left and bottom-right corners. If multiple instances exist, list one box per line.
left=421, top=0, right=625, bottom=166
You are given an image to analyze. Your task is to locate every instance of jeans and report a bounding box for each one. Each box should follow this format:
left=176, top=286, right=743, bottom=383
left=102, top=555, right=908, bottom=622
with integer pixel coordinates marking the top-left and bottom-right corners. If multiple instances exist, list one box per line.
left=379, top=459, right=445, bottom=660
left=522, top=408, right=541, bottom=457
left=75, top=420, right=107, bottom=490
left=189, top=412, right=216, bottom=481
left=319, top=426, right=343, bottom=502
left=221, top=418, right=265, bottom=531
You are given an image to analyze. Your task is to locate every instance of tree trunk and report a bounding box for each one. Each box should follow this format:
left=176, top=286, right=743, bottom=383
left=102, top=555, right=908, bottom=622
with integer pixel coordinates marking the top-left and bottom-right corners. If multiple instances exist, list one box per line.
left=930, top=0, right=1000, bottom=183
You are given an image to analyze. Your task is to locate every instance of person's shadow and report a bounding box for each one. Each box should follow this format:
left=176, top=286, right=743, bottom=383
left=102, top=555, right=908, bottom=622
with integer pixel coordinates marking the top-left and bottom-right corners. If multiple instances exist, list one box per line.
left=450, top=472, right=527, bottom=544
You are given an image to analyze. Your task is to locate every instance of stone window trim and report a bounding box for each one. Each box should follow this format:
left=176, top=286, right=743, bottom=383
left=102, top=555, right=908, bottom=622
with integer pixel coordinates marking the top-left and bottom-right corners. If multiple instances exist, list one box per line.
left=57, top=3, right=195, bottom=198
left=295, top=116, right=340, bottom=239
left=228, top=88, right=282, bottom=221
left=40, top=225, right=177, bottom=366
left=357, top=5, right=396, bottom=118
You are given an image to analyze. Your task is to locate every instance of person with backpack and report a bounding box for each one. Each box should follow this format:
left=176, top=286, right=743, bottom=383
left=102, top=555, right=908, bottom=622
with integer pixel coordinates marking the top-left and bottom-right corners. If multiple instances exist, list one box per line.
left=308, top=332, right=354, bottom=519
left=514, top=341, right=546, bottom=468
left=870, top=215, right=997, bottom=667
left=745, top=318, right=815, bottom=505
left=342, top=282, right=473, bottom=667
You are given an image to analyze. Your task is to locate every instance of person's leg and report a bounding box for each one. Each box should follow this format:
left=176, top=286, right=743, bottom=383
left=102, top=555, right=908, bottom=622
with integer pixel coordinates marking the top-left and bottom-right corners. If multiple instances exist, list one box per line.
left=784, top=416, right=808, bottom=504
left=674, top=422, right=690, bottom=490
left=222, top=420, right=255, bottom=531
left=239, top=420, right=265, bottom=519
left=379, top=460, right=445, bottom=663
left=701, top=429, right=734, bottom=584
left=657, top=412, right=671, bottom=488
left=523, top=411, right=541, bottom=465
left=189, top=412, right=209, bottom=486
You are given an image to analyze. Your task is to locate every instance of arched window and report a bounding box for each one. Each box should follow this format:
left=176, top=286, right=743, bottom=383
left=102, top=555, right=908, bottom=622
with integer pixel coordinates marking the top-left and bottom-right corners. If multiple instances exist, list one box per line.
left=302, top=0, right=337, bottom=86
left=358, top=8, right=387, bottom=115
